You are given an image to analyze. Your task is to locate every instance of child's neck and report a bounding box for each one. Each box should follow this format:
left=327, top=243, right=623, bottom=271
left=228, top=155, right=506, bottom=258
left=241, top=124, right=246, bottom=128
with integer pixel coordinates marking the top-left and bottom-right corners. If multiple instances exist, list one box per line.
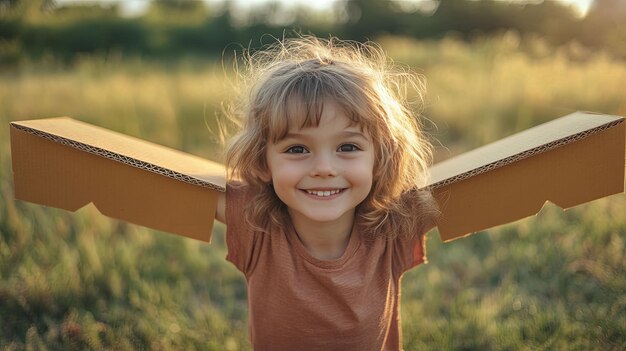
left=288, top=209, right=355, bottom=261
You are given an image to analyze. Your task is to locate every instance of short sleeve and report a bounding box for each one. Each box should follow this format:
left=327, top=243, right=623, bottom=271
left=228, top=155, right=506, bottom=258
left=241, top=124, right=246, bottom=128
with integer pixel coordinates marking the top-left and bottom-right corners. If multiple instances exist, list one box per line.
left=225, top=182, right=260, bottom=276
left=392, top=232, right=427, bottom=275
left=391, top=189, right=437, bottom=274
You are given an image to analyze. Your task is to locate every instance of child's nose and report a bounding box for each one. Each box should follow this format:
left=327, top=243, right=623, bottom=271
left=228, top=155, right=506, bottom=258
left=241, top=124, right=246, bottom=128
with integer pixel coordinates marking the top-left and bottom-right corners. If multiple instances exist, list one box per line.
left=310, top=153, right=337, bottom=177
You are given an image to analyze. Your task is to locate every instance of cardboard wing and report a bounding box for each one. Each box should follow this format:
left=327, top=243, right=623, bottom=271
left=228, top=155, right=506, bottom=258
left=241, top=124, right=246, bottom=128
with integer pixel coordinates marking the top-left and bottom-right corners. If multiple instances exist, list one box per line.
left=428, top=112, right=625, bottom=241
left=9, top=112, right=625, bottom=243
left=10, top=117, right=225, bottom=242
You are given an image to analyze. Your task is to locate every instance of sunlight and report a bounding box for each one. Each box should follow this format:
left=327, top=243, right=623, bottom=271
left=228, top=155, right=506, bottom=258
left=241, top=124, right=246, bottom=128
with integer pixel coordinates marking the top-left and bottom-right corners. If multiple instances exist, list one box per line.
left=55, top=0, right=596, bottom=18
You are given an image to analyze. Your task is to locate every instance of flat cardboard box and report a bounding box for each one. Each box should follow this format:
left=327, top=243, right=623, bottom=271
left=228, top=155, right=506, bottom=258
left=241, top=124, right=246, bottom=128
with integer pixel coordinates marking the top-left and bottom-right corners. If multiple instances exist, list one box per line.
left=9, top=112, right=625, bottom=243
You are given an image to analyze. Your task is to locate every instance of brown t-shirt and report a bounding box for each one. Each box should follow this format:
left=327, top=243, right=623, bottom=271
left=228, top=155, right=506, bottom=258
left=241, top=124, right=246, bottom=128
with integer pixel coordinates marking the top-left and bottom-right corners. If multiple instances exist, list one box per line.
left=225, top=183, right=427, bottom=351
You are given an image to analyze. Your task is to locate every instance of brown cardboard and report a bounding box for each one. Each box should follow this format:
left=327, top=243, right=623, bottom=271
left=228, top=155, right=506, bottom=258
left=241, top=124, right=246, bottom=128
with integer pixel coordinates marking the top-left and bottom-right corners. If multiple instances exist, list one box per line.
left=9, top=112, right=625, bottom=243
left=10, top=117, right=225, bottom=242
left=428, top=112, right=625, bottom=241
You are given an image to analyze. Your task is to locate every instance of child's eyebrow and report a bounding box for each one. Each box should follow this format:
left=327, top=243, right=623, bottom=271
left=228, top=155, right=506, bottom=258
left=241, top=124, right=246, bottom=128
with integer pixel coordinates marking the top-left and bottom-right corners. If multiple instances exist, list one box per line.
left=341, top=131, right=370, bottom=140
left=282, top=130, right=369, bottom=141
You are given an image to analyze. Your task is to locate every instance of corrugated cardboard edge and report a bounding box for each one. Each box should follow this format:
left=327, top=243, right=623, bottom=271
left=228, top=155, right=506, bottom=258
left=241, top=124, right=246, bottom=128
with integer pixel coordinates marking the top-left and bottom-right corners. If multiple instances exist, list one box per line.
left=10, top=121, right=225, bottom=192
left=430, top=114, right=625, bottom=242
left=10, top=119, right=223, bottom=242
left=428, top=116, right=624, bottom=190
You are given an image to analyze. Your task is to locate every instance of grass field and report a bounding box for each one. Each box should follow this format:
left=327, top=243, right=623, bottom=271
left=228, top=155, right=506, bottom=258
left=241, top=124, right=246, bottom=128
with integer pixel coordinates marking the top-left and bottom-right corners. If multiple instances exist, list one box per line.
left=1, top=34, right=625, bottom=350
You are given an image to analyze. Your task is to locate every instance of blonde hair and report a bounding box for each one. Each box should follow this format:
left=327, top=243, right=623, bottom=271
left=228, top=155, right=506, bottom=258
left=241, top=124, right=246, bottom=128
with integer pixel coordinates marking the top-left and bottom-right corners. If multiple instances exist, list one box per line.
left=225, top=35, right=439, bottom=239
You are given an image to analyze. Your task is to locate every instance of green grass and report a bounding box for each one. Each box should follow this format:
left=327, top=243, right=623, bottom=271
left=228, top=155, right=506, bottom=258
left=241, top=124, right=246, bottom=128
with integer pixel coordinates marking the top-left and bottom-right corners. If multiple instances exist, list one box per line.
left=1, top=34, right=625, bottom=350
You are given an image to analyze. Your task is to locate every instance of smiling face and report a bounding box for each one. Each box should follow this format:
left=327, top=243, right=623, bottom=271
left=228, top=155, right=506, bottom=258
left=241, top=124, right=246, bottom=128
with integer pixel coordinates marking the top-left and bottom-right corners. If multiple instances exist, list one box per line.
left=265, top=100, right=375, bottom=229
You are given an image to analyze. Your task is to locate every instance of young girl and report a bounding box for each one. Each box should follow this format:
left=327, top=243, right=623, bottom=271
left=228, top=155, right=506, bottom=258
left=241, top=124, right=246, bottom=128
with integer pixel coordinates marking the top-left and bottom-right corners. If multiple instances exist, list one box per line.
left=214, top=36, right=439, bottom=350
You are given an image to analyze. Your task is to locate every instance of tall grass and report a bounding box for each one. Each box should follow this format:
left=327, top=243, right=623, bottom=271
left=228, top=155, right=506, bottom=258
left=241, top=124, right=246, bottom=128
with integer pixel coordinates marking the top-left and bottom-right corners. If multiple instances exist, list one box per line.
left=380, top=34, right=626, bottom=154
left=1, top=35, right=625, bottom=350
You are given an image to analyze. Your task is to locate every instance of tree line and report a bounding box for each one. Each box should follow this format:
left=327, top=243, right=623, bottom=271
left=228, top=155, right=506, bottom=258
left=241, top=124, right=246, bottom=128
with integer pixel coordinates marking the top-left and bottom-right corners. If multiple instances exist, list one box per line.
left=1, top=0, right=624, bottom=64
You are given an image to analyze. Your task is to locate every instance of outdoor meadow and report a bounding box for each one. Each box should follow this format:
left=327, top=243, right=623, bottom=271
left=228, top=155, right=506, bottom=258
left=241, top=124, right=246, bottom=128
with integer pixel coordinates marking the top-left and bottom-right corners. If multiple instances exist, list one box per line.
left=1, top=1, right=626, bottom=350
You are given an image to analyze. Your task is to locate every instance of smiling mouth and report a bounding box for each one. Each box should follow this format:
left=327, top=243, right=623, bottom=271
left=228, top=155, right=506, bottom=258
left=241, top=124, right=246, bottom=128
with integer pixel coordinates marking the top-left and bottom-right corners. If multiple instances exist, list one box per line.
left=303, top=189, right=345, bottom=197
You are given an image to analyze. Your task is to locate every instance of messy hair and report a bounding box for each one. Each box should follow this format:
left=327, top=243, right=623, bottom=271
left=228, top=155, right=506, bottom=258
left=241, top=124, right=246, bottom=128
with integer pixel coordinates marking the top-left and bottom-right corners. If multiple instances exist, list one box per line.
left=224, top=35, right=439, bottom=239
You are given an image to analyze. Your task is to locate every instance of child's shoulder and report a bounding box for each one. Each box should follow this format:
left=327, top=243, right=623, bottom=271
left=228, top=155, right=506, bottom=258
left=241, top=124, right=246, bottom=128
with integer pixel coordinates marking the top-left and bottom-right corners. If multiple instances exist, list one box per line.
left=226, top=180, right=253, bottom=196
left=217, top=181, right=250, bottom=224
left=226, top=180, right=263, bottom=209
left=401, top=188, right=439, bottom=233
left=400, top=187, right=436, bottom=207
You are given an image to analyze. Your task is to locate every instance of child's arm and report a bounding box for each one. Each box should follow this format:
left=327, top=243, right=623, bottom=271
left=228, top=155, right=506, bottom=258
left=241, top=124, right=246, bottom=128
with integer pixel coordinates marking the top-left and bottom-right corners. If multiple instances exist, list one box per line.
left=216, top=191, right=226, bottom=224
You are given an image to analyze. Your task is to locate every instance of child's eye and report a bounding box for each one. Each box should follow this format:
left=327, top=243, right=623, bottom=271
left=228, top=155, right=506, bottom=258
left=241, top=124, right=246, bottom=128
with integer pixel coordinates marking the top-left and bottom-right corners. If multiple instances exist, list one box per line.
left=285, top=145, right=308, bottom=154
left=338, top=144, right=360, bottom=152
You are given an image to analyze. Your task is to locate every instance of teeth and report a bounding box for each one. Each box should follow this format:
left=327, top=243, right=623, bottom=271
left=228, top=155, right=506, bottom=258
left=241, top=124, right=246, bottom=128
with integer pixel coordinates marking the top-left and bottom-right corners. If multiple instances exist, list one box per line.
left=306, top=189, right=342, bottom=197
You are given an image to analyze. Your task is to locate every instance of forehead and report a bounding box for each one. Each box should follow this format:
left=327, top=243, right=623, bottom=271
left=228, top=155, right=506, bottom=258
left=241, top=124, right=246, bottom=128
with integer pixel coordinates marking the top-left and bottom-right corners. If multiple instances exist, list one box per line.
left=300, top=100, right=355, bottom=129
left=269, top=96, right=366, bottom=142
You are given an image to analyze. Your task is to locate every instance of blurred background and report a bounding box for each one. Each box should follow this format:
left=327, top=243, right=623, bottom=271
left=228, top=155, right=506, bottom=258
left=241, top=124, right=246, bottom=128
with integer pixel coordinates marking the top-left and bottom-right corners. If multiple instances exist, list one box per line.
left=1, top=0, right=625, bottom=350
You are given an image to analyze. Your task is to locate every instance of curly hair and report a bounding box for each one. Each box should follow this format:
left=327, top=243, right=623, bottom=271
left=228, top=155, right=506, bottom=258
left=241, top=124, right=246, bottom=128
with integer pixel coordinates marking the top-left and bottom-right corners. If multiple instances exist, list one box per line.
left=224, top=35, right=439, bottom=239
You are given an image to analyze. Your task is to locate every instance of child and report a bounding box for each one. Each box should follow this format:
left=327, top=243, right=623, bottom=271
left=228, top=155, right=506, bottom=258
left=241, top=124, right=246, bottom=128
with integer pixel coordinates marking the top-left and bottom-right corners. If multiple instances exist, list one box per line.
left=214, top=36, right=439, bottom=350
